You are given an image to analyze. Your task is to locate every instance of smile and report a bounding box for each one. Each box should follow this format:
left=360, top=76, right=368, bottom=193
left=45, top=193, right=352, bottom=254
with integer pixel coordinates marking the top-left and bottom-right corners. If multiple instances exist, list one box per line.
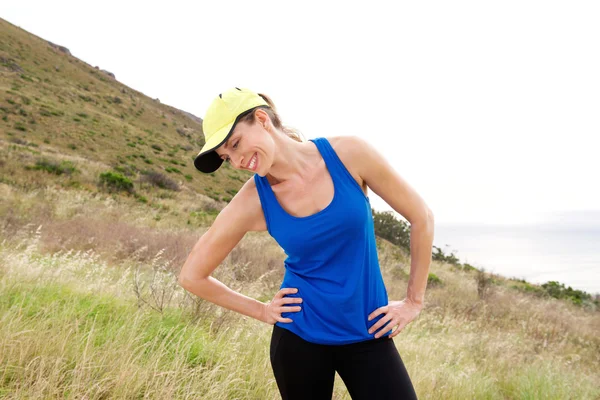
left=247, top=152, right=258, bottom=171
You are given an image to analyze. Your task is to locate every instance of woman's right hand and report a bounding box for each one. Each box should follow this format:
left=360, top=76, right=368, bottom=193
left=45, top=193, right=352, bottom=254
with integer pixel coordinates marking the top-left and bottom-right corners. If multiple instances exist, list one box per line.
left=262, top=288, right=303, bottom=325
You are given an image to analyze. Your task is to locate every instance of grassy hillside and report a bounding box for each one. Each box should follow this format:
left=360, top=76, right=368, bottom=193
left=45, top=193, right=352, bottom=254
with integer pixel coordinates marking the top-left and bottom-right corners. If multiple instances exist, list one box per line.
left=1, top=185, right=598, bottom=399
left=1, top=16, right=599, bottom=399
left=0, top=17, right=248, bottom=206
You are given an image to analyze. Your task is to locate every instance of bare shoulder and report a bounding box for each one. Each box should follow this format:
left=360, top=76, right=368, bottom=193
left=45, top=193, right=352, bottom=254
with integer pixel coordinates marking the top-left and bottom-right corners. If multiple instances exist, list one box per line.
left=326, top=135, right=365, bottom=158
left=324, top=135, right=369, bottom=196
left=217, top=175, right=267, bottom=232
left=327, top=135, right=433, bottom=224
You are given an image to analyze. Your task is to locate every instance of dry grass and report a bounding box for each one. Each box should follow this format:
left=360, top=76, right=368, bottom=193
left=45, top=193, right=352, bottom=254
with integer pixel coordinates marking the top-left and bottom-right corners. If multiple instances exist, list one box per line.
left=0, top=181, right=599, bottom=399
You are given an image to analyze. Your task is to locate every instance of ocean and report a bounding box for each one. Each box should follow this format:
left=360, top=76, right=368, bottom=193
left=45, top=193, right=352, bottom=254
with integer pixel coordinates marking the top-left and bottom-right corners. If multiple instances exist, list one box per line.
left=432, top=221, right=600, bottom=296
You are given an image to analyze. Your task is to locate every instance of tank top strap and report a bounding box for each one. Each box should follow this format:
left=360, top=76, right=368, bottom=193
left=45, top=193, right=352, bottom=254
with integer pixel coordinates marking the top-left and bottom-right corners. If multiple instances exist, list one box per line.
left=312, top=137, right=368, bottom=200
left=253, top=173, right=276, bottom=234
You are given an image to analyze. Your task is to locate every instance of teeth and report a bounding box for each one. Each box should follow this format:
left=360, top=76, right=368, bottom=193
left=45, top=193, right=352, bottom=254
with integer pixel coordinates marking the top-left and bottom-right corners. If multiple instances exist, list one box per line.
left=248, top=153, right=257, bottom=169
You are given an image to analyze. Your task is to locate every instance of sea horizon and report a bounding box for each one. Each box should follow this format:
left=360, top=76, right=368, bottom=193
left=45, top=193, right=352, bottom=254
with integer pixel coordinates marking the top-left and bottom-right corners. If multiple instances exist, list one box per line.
left=432, top=215, right=600, bottom=296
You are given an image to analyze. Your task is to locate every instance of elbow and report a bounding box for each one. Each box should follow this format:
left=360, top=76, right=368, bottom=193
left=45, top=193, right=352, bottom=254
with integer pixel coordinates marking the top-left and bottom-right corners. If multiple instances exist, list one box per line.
left=178, top=269, right=208, bottom=291
left=426, top=208, right=435, bottom=223
left=413, top=208, right=434, bottom=231
left=416, top=207, right=434, bottom=226
left=177, top=272, right=189, bottom=289
left=177, top=267, right=196, bottom=290
left=426, top=208, right=435, bottom=232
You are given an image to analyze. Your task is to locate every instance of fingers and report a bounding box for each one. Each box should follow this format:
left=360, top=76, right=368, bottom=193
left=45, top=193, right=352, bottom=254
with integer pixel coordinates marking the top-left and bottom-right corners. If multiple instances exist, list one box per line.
left=367, top=305, right=388, bottom=321
left=266, top=288, right=302, bottom=325
left=278, top=297, right=303, bottom=306
left=277, top=288, right=298, bottom=299
left=279, top=305, right=302, bottom=313
left=368, top=315, right=393, bottom=335
left=389, top=325, right=402, bottom=338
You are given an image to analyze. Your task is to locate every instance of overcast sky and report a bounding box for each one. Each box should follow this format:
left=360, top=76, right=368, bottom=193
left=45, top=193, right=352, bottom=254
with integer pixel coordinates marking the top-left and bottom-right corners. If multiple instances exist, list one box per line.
left=4, top=0, right=599, bottom=225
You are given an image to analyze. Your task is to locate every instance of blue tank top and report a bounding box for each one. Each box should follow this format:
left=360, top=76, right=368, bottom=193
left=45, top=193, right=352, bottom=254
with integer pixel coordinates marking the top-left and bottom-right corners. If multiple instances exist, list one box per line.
left=253, top=137, right=391, bottom=345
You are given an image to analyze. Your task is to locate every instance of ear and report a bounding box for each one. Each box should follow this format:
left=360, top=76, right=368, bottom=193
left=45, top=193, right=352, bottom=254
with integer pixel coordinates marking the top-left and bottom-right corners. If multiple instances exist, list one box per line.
left=254, top=108, right=270, bottom=128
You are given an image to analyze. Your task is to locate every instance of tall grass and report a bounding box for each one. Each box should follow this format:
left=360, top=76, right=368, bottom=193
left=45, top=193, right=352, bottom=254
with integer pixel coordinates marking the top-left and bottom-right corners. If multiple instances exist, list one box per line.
left=0, top=183, right=598, bottom=399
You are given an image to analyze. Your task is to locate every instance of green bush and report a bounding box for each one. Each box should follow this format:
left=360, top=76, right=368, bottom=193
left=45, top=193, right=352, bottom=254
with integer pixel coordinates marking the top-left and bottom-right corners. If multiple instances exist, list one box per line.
left=427, top=273, right=442, bottom=287
left=99, top=171, right=134, bottom=194
left=372, top=209, right=411, bottom=251
left=27, top=159, right=77, bottom=176
left=113, top=164, right=137, bottom=177
left=541, top=281, right=592, bottom=305
left=134, top=193, right=148, bottom=203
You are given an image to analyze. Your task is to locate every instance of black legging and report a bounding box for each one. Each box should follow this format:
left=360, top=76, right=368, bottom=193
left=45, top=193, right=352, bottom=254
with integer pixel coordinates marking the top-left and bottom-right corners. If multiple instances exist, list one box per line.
left=270, top=324, right=418, bottom=399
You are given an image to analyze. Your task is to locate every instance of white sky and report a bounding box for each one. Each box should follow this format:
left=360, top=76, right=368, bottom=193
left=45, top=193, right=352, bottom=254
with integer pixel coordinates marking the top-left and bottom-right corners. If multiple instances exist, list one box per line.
left=4, top=0, right=600, bottom=225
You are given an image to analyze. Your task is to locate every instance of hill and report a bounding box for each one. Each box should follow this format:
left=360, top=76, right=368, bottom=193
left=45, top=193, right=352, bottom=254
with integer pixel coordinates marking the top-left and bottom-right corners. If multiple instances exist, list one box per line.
left=1, top=17, right=247, bottom=206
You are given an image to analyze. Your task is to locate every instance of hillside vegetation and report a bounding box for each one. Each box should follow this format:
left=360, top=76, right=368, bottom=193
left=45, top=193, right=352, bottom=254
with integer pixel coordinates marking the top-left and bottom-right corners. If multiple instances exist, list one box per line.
left=1, top=17, right=599, bottom=400
left=1, top=17, right=247, bottom=206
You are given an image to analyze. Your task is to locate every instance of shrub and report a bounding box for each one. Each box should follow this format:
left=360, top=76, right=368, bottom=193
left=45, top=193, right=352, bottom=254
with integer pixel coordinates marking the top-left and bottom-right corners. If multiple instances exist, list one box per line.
left=99, top=171, right=134, bottom=194
left=139, top=170, right=180, bottom=191
left=134, top=193, right=148, bottom=203
left=432, top=245, right=461, bottom=265
left=10, top=137, right=28, bottom=145
left=27, top=158, right=77, bottom=176
left=427, top=273, right=442, bottom=287
left=113, top=164, right=137, bottom=177
left=372, top=209, right=411, bottom=250
left=461, top=262, right=477, bottom=272
left=475, top=268, right=493, bottom=300
left=541, top=281, right=592, bottom=305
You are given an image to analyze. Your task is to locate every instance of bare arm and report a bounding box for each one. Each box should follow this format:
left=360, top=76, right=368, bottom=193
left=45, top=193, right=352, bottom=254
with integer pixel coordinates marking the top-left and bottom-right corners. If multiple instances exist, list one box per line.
left=178, top=179, right=268, bottom=322
left=342, top=135, right=435, bottom=307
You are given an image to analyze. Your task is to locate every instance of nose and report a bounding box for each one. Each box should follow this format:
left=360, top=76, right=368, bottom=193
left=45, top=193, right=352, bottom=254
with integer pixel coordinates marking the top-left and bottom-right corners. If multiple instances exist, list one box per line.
left=231, top=154, right=244, bottom=169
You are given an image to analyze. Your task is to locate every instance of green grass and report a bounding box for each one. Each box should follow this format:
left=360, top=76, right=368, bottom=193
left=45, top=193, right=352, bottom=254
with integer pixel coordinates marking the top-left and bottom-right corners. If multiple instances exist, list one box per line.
left=1, top=248, right=598, bottom=399
left=0, top=275, right=280, bottom=399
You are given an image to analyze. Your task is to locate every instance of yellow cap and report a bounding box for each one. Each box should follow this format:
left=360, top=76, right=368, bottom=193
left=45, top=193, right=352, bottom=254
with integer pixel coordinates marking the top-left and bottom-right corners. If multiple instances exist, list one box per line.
left=194, top=87, right=269, bottom=173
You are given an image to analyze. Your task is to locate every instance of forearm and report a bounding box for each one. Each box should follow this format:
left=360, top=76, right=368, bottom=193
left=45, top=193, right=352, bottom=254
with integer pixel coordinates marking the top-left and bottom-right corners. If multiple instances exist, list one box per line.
left=180, top=276, right=266, bottom=322
left=406, top=213, right=435, bottom=306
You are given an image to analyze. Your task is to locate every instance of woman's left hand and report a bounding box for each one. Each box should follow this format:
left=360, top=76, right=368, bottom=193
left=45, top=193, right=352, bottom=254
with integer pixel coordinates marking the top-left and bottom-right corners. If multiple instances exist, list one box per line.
left=367, top=298, right=423, bottom=339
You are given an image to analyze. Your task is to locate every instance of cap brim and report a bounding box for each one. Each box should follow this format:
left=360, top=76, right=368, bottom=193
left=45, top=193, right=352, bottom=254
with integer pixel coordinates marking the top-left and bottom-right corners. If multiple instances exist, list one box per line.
left=193, top=121, right=235, bottom=173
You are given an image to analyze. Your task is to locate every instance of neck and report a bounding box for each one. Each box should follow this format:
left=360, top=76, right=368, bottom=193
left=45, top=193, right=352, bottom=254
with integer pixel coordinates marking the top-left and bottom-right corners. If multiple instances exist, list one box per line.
left=266, top=132, right=317, bottom=186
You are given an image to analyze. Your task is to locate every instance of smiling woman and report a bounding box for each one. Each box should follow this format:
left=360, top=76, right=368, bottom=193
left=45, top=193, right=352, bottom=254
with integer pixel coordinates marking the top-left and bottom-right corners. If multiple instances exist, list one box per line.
left=179, top=87, right=433, bottom=399
left=193, top=88, right=303, bottom=173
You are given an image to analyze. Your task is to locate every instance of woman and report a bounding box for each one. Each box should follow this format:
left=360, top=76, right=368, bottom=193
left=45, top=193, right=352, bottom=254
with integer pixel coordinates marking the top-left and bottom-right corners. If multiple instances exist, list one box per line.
left=179, top=87, right=434, bottom=399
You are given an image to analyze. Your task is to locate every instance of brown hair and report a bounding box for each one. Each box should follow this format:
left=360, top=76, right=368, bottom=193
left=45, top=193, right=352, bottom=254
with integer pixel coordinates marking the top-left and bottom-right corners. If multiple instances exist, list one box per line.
left=237, top=93, right=305, bottom=143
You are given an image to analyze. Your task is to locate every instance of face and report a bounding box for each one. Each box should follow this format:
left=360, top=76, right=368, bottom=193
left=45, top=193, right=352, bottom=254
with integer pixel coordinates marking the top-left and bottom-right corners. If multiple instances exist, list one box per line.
left=214, top=109, right=274, bottom=174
